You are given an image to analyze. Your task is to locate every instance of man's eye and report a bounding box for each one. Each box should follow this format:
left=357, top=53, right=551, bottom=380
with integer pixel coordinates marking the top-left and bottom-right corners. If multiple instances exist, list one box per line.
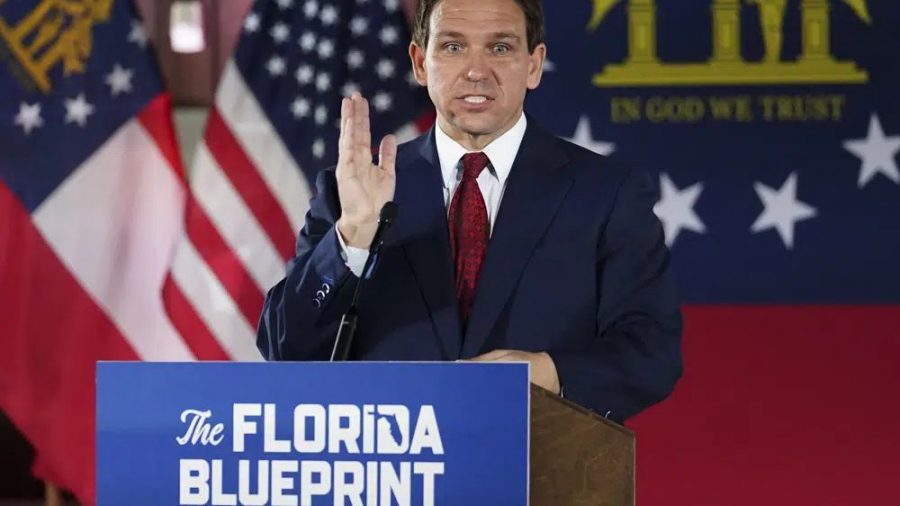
left=493, top=44, right=511, bottom=53
left=444, top=43, right=462, bottom=52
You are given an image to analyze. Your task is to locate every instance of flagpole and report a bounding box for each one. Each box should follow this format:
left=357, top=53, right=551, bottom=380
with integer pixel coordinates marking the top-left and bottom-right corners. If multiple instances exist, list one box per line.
left=45, top=482, right=62, bottom=506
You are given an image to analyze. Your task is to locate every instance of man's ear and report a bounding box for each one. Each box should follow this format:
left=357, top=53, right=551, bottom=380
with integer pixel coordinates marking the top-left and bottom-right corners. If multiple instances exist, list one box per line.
left=409, top=42, right=428, bottom=86
left=526, top=43, right=547, bottom=90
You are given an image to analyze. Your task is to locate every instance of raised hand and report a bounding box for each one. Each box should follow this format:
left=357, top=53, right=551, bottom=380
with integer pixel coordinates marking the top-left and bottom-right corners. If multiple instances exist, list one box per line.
left=335, top=92, right=398, bottom=249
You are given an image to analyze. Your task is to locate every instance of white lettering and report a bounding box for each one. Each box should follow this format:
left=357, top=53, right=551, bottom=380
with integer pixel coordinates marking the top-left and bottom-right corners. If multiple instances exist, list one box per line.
left=328, top=405, right=361, bottom=453
left=300, top=460, right=331, bottom=506
left=333, top=461, right=364, bottom=506
left=380, top=462, right=411, bottom=506
left=237, top=460, right=268, bottom=506
left=179, top=459, right=209, bottom=505
left=293, top=404, right=326, bottom=453
left=410, top=406, right=444, bottom=455
left=233, top=404, right=261, bottom=452
left=265, top=404, right=291, bottom=453
left=271, top=460, right=299, bottom=506
left=211, top=460, right=237, bottom=505
left=414, top=462, right=444, bottom=506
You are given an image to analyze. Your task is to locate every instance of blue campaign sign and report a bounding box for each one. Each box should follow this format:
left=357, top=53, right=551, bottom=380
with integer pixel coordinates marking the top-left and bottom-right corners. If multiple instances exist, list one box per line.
left=96, top=362, right=529, bottom=506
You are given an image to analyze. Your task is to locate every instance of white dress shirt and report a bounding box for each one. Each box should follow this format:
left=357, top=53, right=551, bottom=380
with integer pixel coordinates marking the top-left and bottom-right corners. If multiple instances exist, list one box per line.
left=339, top=113, right=528, bottom=276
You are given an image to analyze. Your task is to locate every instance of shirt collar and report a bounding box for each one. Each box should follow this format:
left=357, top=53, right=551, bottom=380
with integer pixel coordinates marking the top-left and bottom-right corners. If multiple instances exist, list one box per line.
left=434, top=113, right=527, bottom=189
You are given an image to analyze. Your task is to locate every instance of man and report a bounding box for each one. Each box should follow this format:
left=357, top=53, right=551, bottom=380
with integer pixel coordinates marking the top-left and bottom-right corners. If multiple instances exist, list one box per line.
left=258, top=0, right=682, bottom=423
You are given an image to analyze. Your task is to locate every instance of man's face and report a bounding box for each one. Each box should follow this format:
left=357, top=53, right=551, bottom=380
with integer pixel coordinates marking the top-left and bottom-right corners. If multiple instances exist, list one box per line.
left=410, top=0, right=546, bottom=149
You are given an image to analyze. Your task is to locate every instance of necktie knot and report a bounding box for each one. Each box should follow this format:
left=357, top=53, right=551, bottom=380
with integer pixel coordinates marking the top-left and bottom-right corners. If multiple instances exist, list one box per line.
left=461, top=152, right=490, bottom=180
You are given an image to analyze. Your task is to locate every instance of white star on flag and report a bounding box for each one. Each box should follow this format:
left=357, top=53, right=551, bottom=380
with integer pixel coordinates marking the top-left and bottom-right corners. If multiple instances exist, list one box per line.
left=266, top=56, right=286, bottom=76
left=105, top=64, right=134, bottom=96
left=543, top=58, right=556, bottom=72
left=380, top=26, right=399, bottom=45
left=304, top=0, right=318, bottom=18
left=751, top=172, right=817, bottom=250
left=350, top=17, right=368, bottom=36
left=566, top=116, right=615, bottom=155
left=376, top=59, right=395, bottom=80
left=299, top=32, right=316, bottom=52
left=373, top=92, right=393, bottom=112
left=14, top=102, right=44, bottom=135
left=347, top=49, right=364, bottom=69
left=276, top=0, right=294, bottom=9
left=295, top=65, right=314, bottom=85
left=243, top=13, right=260, bottom=33
left=270, top=23, right=290, bottom=44
left=292, top=97, right=311, bottom=118
left=653, top=173, right=706, bottom=247
left=128, top=20, right=148, bottom=48
left=320, top=5, right=338, bottom=25
left=64, top=94, right=95, bottom=127
left=842, top=113, right=900, bottom=188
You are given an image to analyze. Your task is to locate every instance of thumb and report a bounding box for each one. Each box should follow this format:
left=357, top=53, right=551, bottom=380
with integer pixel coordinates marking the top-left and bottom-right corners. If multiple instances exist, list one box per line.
left=378, top=134, right=398, bottom=175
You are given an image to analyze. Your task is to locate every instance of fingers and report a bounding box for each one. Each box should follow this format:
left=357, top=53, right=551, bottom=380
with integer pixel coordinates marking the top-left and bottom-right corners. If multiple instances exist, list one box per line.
left=354, top=92, right=371, bottom=152
left=378, top=135, right=398, bottom=175
left=337, top=97, right=354, bottom=178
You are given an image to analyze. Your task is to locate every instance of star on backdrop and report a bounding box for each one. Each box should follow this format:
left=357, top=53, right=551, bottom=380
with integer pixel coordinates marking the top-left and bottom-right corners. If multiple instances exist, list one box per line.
left=751, top=172, right=817, bottom=250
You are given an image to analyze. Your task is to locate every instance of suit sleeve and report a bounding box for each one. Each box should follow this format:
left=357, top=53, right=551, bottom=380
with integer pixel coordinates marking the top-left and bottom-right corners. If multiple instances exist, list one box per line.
left=547, top=167, right=683, bottom=422
left=257, top=168, right=358, bottom=361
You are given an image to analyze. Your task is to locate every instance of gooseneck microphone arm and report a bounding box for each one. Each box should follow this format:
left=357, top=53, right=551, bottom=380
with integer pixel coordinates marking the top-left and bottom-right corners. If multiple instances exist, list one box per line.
left=330, top=202, right=398, bottom=361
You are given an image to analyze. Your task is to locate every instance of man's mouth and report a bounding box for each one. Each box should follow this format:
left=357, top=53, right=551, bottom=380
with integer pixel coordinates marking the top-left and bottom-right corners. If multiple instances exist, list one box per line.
left=461, top=95, right=490, bottom=104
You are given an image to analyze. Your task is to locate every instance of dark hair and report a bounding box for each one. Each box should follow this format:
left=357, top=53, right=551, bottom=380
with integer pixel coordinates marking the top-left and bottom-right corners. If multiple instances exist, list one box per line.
left=413, top=0, right=546, bottom=53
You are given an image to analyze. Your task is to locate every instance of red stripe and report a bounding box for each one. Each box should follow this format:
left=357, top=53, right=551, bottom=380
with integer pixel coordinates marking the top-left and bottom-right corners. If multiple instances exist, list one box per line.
left=137, top=95, right=264, bottom=332
left=183, top=199, right=265, bottom=327
left=414, top=108, right=437, bottom=133
left=632, top=305, right=900, bottom=506
left=137, top=94, right=188, bottom=186
left=0, top=182, right=140, bottom=506
left=162, top=274, right=231, bottom=361
left=204, top=108, right=296, bottom=261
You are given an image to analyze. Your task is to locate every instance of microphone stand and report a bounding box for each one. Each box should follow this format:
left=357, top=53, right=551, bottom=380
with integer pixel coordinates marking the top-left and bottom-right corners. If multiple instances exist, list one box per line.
left=330, top=202, right=398, bottom=361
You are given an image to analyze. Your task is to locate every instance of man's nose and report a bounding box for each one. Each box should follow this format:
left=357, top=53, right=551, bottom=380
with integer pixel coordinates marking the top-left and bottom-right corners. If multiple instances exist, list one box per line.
left=465, top=54, right=489, bottom=82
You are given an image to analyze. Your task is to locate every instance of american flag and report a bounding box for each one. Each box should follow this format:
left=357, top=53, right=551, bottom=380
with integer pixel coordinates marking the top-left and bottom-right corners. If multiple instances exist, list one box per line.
left=173, top=0, right=431, bottom=360
left=0, top=0, right=188, bottom=503
left=0, top=0, right=429, bottom=502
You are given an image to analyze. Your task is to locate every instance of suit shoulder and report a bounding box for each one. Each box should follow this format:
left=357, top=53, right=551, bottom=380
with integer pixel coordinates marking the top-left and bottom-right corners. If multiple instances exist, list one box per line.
left=552, top=135, right=635, bottom=182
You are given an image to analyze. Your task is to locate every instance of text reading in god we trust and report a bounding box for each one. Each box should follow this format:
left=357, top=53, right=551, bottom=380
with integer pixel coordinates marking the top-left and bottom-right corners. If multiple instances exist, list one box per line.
left=176, top=403, right=445, bottom=506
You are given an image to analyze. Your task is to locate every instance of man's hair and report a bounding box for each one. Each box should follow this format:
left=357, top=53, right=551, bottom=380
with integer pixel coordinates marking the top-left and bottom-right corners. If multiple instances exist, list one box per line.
left=413, top=0, right=546, bottom=54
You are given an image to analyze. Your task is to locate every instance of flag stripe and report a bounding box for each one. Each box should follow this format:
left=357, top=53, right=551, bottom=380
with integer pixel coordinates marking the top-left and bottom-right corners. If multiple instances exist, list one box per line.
left=162, top=274, right=231, bottom=361
left=204, top=107, right=296, bottom=261
left=32, top=112, right=193, bottom=362
left=0, top=179, right=140, bottom=506
left=191, top=143, right=286, bottom=297
left=182, top=197, right=266, bottom=329
left=170, top=237, right=263, bottom=362
left=215, top=60, right=313, bottom=233
left=138, top=96, right=263, bottom=351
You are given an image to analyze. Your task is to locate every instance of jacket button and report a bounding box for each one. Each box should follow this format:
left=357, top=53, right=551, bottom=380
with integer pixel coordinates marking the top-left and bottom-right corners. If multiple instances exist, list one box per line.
left=312, top=298, right=322, bottom=308
left=316, top=290, right=326, bottom=299
left=321, top=283, right=331, bottom=294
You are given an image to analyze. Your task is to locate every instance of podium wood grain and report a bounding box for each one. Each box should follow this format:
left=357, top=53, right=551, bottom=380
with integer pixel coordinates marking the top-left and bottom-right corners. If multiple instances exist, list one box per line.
left=530, top=385, right=635, bottom=506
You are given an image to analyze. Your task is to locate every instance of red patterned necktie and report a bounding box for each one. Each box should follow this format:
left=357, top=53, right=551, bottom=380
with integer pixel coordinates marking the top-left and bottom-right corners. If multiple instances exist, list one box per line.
left=448, top=152, right=491, bottom=328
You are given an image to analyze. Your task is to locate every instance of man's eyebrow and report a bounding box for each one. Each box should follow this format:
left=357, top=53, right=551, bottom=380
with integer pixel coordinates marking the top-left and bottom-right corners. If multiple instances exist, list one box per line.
left=433, top=31, right=522, bottom=41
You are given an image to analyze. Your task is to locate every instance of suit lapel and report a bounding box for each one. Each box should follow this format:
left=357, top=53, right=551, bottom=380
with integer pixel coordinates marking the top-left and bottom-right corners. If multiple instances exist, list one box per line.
left=392, top=130, right=463, bottom=360
left=461, top=122, right=573, bottom=357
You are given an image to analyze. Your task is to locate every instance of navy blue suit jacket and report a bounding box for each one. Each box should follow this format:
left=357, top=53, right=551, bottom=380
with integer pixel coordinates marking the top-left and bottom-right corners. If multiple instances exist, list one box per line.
left=258, top=119, right=683, bottom=422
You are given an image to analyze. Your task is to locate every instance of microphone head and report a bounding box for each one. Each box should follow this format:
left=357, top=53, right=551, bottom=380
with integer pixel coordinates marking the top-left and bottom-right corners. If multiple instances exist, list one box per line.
left=379, top=201, right=399, bottom=223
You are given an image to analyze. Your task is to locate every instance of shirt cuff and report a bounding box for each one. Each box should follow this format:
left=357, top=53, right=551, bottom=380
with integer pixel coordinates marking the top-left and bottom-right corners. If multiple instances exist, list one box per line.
left=335, top=225, right=369, bottom=278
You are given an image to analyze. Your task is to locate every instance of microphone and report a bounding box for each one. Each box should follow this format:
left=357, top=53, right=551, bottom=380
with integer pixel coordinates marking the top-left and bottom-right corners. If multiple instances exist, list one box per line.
left=330, top=202, right=399, bottom=361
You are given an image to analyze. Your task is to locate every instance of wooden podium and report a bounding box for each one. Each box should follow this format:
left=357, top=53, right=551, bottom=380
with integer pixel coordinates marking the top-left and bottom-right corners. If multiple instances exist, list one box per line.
left=530, top=385, right=635, bottom=505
